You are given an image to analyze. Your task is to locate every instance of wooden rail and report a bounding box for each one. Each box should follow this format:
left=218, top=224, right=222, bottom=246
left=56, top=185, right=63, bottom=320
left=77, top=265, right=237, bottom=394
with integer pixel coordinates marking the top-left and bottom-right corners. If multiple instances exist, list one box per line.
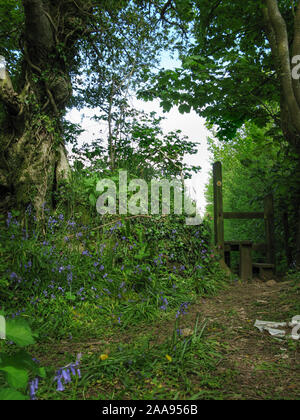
left=223, top=212, right=264, bottom=219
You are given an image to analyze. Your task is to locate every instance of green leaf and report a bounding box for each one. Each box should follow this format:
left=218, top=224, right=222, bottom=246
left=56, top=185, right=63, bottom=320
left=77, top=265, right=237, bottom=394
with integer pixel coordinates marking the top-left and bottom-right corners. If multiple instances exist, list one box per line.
left=0, top=365, right=28, bottom=390
left=5, top=319, right=35, bottom=347
left=66, top=291, right=76, bottom=301
left=12, top=350, right=46, bottom=378
left=37, top=367, right=46, bottom=378
left=89, top=193, right=96, bottom=206
left=178, top=104, right=191, bottom=114
left=0, top=388, right=28, bottom=400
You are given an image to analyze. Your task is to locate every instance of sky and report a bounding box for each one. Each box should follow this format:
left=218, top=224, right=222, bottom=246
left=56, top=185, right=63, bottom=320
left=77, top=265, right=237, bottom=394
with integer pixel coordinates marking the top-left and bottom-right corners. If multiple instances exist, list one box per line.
left=67, top=53, right=213, bottom=215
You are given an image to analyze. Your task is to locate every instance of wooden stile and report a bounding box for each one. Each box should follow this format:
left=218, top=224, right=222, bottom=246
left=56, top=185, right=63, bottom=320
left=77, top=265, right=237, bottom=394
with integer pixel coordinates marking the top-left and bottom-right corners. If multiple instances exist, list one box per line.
left=213, top=162, right=276, bottom=281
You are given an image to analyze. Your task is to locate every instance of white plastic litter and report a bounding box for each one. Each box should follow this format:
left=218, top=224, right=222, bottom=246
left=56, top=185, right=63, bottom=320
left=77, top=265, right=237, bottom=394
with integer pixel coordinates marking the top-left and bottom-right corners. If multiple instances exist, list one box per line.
left=254, top=316, right=300, bottom=340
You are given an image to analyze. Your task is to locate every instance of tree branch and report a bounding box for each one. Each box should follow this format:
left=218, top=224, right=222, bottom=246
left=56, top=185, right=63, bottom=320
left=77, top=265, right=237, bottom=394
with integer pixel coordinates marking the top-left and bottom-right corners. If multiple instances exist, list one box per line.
left=0, top=70, right=22, bottom=116
left=22, top=0, right=54, bottom=51
left=160, top=0, right=173, bottom=20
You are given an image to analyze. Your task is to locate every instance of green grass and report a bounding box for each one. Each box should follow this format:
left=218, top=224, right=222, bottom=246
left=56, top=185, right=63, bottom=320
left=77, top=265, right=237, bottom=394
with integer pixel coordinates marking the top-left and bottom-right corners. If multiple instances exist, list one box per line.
left=30, top=313, right=227, bottom=400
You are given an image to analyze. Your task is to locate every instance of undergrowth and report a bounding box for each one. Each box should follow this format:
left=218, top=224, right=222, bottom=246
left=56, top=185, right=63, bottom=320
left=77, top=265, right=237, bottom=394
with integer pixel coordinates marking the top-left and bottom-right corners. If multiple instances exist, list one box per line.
left=0, top=203, right=228, bottom=400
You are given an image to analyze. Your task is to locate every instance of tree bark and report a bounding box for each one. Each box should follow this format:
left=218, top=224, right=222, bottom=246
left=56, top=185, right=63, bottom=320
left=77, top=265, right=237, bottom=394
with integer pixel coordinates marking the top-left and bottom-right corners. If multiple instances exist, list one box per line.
left=0, top=0, right=82, bottom=214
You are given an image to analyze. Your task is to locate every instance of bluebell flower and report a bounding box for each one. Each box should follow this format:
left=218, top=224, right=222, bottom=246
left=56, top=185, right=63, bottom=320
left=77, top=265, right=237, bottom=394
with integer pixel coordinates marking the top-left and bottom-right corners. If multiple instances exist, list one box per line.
left=55, top=358, right=81, bottom=392
left=62, top=369, right=71, bottom=384
left=67, top=272, right=73, bottom=284
left=29, top=378, right=39, bottom=400
left=6, top=212, right=12, bottom=227
left=25, top=261, right=32, bottom=270
left=176, top=302, right=190, bottom=318
left=56, top=377, right=65, bottom=392
left=103, top=288, right=111, bottom=295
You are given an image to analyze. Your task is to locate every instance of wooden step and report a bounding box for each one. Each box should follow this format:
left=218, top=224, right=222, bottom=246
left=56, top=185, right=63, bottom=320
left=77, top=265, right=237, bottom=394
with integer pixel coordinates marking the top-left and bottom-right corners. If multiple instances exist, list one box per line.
left=253, top=263, right=275, bottom=269
left=253, top=263, right=275, bottom=281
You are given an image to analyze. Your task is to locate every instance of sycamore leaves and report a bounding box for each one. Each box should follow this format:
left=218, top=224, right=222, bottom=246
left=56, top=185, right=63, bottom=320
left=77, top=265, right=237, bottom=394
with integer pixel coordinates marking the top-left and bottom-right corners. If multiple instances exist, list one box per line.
left=0, top=388, right=28, bottom=400
left=5, top=318, right=35, bottom=347
left=0, top=318, right=46, bottom=400
left=0, top=350, right=46, bottom=399
left=139, top=0, right=284, bottom=141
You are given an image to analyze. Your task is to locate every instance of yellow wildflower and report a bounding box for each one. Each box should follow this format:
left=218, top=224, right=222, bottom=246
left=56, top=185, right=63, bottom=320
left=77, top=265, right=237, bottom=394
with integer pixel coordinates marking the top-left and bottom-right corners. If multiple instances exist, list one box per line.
left=165, top=354, right=172, bottom=362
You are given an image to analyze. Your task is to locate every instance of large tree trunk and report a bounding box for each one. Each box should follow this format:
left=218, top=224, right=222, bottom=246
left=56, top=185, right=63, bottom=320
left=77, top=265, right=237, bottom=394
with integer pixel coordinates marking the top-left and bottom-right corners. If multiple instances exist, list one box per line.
left=0, top=103, right=70, bottom=214
left=0, top=67, right=70, bottom=211
left=0, top=0, right=86, bottom=214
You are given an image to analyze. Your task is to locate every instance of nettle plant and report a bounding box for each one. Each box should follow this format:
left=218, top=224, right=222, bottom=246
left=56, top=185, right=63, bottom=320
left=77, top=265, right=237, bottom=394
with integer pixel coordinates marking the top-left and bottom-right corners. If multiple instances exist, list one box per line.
left=0, top=315, right=46, bottom=400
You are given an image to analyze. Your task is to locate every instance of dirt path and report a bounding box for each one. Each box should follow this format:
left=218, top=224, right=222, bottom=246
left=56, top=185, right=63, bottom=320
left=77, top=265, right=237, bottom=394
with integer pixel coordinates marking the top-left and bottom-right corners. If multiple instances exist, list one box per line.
left=173, top=280, right=300, bottom=400
left=35, top=279, right=299, bottom=400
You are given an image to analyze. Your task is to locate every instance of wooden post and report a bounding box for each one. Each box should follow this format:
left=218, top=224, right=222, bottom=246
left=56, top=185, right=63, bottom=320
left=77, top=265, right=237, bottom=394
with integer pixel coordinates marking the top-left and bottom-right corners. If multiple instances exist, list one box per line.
left=240, top=242, right=253, bottom=281
left=264, top=194, right=275, bottom=267
left=283, top=211, right=292, bottom=266
left=213, top=162, right=224, bottom=260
